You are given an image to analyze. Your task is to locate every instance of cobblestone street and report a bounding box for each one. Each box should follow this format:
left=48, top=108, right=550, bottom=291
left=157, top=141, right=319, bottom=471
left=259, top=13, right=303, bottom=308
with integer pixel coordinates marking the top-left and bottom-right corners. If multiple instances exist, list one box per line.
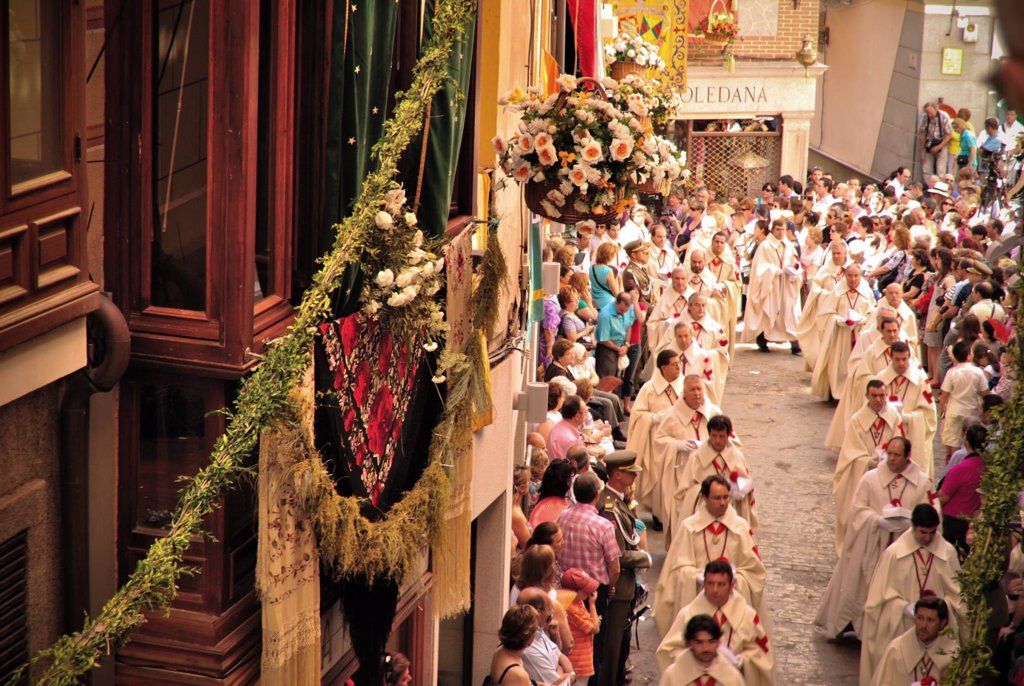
left=629, top=339, right=861, bottom=685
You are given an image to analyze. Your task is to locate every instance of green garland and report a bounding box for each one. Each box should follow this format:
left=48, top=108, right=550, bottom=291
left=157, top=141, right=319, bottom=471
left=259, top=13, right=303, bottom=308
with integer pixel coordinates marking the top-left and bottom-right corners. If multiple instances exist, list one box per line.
left=4, top=1, right=476, bottom=683
left=945, top=253, right=1024, bottom=684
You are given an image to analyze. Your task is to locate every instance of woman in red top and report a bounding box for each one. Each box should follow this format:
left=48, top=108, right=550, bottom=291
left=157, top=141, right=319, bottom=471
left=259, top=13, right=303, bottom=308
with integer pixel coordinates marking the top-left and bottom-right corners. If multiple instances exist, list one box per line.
left=937, top=424, right=988, bottom=560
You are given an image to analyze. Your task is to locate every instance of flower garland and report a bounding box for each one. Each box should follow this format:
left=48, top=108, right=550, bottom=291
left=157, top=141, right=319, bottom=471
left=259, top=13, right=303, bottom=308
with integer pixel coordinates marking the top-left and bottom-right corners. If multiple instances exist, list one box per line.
left=3, top=0, right=477, bottom=683
left=607, top=73, right=683, bottom=128
left=944, top=256, right=1024, bottom=684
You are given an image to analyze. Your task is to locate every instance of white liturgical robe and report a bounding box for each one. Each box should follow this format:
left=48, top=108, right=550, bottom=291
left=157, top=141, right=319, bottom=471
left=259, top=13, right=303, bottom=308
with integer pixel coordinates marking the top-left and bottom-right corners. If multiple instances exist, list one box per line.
left=833, top=403, right=906, bottom=554
left=668, top=340, right=719, bottom=406
left=655, top=505, right=765, bottom=637
left=675, top=441, right=757, bottom=533
left=652, top=398, right=724, bottom=534
left=708, top=255, right=741, bottom=358
left=810, top=279, right=876, bottom=401
left=648, top=287, right=694, bottom=355
left=795, top=259, right=850, bottom=371
left=680, top=313, right=730, bottom=398
left=859, top=529, right=964, bottom=686
left=657, top=592, right=773, bottom=686
left=629, top=370, right=686, bottom=519
left=878, top=365, right=938, bottom=479
left=741, top=235, right=801, bottom=343
left=659, top=649, right=746, bottom=686
left=869, top=627, right=957, bottom=686
left=815, top=462, right=935, bottom=638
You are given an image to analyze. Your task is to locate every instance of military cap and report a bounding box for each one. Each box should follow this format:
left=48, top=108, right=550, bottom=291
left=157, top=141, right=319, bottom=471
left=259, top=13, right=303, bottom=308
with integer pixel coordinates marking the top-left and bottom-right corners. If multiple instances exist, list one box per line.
left=967, top=260, right=993, bottom=277
left=604, top=450, right=642, bottom=473
left=624, top=239, right=648, bottom=254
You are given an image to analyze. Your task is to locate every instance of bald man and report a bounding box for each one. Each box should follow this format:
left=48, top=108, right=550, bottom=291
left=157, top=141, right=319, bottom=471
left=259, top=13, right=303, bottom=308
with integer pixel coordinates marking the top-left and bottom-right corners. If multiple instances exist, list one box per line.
left=810, top=264, right=876, bottom=401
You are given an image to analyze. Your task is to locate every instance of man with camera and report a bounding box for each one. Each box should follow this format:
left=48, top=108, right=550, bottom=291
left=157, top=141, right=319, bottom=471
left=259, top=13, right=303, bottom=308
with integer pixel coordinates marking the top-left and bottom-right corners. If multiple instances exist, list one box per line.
left=918, top=102, right=953, bottom=177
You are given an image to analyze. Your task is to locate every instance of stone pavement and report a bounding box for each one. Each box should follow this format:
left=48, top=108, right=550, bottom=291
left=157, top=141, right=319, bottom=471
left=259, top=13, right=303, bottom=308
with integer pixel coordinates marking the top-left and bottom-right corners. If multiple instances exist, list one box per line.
left=627, top=340, right=861, bottom=685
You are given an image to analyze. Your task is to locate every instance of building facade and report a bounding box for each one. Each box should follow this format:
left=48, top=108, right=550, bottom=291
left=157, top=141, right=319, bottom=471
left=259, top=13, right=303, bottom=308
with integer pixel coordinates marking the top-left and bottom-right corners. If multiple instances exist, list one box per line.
left=811, top=0, right=1001, bottom=181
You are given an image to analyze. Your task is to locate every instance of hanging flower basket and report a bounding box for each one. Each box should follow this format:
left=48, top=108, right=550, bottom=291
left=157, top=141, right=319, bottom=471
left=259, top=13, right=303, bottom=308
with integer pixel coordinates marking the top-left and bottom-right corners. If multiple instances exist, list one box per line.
left=696, top=1, right=739, bottom=47
left=525, top=178, right=619, bottom=224
left=610, top=60, right=645, bottom=81
left=495, top=74, right=686, bottom=223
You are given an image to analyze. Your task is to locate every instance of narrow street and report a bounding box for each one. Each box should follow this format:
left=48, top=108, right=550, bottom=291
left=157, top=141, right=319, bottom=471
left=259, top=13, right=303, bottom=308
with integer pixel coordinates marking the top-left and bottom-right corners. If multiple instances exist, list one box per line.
left=630, top=338, right=861, bottom=685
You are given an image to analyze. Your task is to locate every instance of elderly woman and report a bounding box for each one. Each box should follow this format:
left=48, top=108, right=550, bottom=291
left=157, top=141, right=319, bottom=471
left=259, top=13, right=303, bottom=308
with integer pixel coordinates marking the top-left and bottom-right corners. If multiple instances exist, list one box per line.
left=566, top=343, right=624, bottom=429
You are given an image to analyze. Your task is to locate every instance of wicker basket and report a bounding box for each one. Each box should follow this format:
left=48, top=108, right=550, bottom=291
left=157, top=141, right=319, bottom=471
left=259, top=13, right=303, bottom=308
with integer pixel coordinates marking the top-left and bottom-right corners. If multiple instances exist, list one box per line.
left=702, top=33, right=731, bottom=46
left=525, top=178, right=618, bottom=225
left=637, top=177, right=669, bottom=196
left=610, top=60, right=645, bottom=81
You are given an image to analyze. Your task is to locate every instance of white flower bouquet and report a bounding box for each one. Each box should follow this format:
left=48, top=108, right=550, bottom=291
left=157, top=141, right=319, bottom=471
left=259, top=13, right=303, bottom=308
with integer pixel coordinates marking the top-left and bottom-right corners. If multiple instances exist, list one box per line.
left=493, top=76, right=686, bottom=221
left=604, top=33, right=666, bottom=72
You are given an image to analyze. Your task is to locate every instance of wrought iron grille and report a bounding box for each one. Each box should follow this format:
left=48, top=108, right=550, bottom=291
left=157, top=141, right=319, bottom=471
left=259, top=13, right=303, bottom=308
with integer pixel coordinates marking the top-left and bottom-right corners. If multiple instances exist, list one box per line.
left=685, top=130, right=783, bottom=199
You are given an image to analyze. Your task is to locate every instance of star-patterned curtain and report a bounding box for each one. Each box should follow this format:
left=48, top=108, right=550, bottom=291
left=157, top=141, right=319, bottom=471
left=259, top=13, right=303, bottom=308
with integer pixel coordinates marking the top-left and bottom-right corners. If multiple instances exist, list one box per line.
left=322, top=0, right=400, bottom=316
left=406, top=2, right=477, bottom=238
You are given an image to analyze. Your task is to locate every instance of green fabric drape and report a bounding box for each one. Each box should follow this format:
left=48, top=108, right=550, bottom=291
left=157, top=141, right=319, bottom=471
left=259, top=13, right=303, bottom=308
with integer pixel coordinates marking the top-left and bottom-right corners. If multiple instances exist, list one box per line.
left=323, top=0, right=400, bottom=314
left=407, top=4, right=477, bottom=238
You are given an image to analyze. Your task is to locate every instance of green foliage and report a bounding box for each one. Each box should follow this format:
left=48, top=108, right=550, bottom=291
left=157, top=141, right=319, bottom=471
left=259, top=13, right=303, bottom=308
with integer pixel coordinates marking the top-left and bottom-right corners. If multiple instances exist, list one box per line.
left=945, top=262, right=1024, bottom=684
left=4, top=0, right=477, bottom=683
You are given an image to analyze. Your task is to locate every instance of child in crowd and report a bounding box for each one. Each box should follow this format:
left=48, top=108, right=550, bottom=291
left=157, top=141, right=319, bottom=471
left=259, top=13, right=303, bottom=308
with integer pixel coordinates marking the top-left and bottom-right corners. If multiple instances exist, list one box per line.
left=560, top=568, right=600, bottom=681
left=939, top=340, right=990, bottom=458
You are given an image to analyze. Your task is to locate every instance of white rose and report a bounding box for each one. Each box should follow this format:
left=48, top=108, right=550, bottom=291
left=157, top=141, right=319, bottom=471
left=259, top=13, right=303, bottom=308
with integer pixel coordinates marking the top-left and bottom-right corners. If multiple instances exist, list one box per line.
left=396, top=269, right=418, bottom=288
left=375, top=211, right=394, bottom=229
left=627, top=49, right=636, bottom=58
left=413, top=229, right=424, bottom=247
left=402, top=284, right=420, bottom=299
left=404, top=212, right=418, bottom=226
left=364, top=301, right=381, bottom=315
left=387, top=291, right=409, bottom=307
left=374, top=269, right=395, bottom=287
left=408, top=250, right=424, bottom=265
left=423, top=341, right=439, bottom=352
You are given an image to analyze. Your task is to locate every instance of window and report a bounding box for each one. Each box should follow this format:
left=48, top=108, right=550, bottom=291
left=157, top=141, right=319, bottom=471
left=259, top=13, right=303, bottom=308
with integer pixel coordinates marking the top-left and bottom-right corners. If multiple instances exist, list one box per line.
left=0, top=0, right=97, bottom=353
left=106, top=0, right=297, bottom=371
left=150, top=0, right=209, bottom=312
left=7, top=0, right=64, bottom=190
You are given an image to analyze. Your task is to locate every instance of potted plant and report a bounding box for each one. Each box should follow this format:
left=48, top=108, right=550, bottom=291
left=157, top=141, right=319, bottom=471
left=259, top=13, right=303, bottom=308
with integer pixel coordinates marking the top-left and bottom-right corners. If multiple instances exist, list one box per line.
left=604, top=33, right=665, bottom=81
left=493, top=75, right=686, bottom=222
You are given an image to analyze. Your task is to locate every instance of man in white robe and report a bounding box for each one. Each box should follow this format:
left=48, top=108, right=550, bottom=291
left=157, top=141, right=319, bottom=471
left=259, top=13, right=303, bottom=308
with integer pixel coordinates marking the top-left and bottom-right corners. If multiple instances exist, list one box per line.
left=652, top=376, right=724, bottom=540
left=796, top=241, right=851, bottom=370
left=815, top=437, right=935, bottom=638
left=877, top=345, right=938, bottom=478
left=860, top=505, right=964, bottom=686
left=708, top=232, right=742, bottom=358
left=834, top=380, right=907, bottom=554
left=655, top=475, right=765, bottom=637
left=657, top=560, right=773, bottom=686
left=629, top=349, right=685, bottom=524
left=668, top=322, right=718, bottom=405
left=847, top=304, right=907, bottom=375
left=825, top=316, right=905, bottom=450
left=647, top=268, right=693, bottom=355
left=870, top=597, right=958, bottom=686
left=675, top=414, right=757, bottom=532
left=811, top=264, right=876, bottom=401
left=865, top=283, right=920, bottom=353
left=659, top=615, right=746, bottom=686
left=680, top=293, right=730, bottom=399
left=681, top=249, right=727, bottom=332
left=742, top=217, right=802, bottom=352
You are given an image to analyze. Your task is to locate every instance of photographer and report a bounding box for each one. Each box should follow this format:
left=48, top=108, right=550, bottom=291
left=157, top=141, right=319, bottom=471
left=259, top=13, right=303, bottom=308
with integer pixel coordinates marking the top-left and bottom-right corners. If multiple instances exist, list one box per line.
left=919, top=102, right=954, bottom=176
left=978, top=117, right=1007, bottom=176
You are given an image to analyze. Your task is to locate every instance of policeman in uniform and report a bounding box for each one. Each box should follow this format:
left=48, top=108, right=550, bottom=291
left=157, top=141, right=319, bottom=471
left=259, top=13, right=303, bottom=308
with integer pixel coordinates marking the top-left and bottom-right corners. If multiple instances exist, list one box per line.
left=621, top=240, right=659, bottom=387
left=595, top=450, right=652, bottom=686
